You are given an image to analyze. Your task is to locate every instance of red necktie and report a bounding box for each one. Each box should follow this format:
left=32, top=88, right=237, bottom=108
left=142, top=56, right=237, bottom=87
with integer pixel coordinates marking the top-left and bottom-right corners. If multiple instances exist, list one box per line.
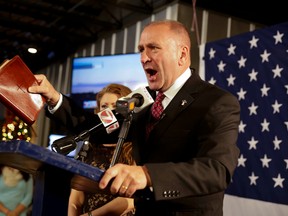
left=146, top=92, right=165, bottom=138
left=151, top=91, right=165, bottom=120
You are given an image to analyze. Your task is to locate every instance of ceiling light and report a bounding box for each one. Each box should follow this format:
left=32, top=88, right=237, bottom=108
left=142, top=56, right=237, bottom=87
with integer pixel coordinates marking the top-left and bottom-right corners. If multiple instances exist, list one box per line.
left=28, top=48, right=37, bottom=54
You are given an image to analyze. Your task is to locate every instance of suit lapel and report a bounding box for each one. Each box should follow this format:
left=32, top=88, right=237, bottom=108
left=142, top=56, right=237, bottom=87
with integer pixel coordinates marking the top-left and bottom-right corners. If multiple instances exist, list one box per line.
left=152, top=73, right=207, bottom=137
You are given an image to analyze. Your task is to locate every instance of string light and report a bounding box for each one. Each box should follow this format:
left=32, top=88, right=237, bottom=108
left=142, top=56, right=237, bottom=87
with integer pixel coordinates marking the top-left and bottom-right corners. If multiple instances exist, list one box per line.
left=1, top=114, right=32, bottom=142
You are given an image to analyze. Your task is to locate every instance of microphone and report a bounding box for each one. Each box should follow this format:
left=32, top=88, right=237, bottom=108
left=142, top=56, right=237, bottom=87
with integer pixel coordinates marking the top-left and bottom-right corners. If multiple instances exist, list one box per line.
left=116, top=86, right=154, bottom=115
left=51, top=108, right=123, bottom=155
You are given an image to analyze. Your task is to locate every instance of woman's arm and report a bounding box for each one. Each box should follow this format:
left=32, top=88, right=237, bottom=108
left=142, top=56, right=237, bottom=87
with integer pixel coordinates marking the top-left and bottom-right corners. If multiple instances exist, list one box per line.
left=0, top=202, right=10, bottom=215
left=8, top=203, right=26, bottom=216
left=81, top=197, right=134, bottom=216
left=68, top=189, right=85, bottom=216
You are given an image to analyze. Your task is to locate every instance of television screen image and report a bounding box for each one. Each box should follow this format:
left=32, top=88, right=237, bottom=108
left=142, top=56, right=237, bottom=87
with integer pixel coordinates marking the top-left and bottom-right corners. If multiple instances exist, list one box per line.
left=71, top=53, right=148, bottom=111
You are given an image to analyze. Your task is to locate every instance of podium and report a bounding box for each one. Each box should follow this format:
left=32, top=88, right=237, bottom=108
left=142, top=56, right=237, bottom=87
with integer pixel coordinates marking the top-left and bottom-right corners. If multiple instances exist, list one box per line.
left=0, top=140, right=104, bottom=216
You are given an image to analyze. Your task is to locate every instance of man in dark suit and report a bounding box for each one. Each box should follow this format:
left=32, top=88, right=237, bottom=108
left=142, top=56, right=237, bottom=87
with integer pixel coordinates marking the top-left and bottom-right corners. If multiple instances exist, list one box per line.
left=30, top=20, right=240, bottom=216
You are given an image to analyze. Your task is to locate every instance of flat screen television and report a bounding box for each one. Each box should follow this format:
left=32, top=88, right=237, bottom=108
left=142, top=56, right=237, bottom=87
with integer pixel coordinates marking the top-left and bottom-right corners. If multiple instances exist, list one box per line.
left=70, top=53, right=148, bottom=112
left=48, top=53, right=147, bottom=153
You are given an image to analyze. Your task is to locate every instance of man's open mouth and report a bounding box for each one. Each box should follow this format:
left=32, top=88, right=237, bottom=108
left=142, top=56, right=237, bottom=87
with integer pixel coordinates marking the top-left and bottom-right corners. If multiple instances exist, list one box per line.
left=146, top=68, right=157, bottom=76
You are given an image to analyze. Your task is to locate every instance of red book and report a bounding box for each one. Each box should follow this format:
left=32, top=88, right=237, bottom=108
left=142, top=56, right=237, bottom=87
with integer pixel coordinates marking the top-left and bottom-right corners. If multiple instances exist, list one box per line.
left=0, top=55, right=46, bottom=125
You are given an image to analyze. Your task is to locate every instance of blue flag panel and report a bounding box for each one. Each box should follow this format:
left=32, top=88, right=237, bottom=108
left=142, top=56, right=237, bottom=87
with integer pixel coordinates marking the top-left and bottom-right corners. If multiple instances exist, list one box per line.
left=203, top=22, right=288, bottom=205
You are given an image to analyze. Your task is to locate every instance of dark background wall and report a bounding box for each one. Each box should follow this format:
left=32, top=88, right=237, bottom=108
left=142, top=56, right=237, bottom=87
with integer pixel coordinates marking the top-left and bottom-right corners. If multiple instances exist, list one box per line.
left=0, top=1, right=267, bottom=146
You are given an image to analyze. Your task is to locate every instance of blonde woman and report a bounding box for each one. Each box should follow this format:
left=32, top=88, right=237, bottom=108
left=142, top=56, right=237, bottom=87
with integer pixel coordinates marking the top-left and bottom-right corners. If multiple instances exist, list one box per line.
left=68, top=83, right=135, bottom=216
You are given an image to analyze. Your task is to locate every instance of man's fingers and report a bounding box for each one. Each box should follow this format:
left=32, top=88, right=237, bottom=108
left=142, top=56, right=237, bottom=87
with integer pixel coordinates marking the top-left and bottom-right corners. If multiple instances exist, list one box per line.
left=99, top=164, right=148, bottom=197
left=99, top=167, right=118, bottom=189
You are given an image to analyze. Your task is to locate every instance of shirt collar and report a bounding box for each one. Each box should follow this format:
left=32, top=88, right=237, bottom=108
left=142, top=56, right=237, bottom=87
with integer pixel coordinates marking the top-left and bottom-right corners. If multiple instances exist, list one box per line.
left=161, top=67, right=192, bottom=108
left=164, top=67, right=191, bottom=100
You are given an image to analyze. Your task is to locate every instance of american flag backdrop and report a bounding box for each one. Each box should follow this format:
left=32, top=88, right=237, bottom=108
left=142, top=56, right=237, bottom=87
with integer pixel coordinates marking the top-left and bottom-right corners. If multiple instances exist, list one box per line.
left=201, top=22, right=288, bottom=215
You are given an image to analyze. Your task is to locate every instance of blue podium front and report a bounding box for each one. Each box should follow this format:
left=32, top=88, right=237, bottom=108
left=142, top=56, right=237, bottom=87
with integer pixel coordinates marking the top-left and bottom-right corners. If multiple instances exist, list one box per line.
left=0, top=140, right=104, bottom=216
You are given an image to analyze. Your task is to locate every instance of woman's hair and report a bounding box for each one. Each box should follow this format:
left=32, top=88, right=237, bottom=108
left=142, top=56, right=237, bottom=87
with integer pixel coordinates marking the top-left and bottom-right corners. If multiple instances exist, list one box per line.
left=95, top=83, right=132, bottom=113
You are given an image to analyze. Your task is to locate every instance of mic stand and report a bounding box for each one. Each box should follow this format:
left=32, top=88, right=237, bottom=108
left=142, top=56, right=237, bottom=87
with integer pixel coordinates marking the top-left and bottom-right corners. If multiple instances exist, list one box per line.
left=109, top=112, right=133, bottom=167
left=75, top=139, right=90, bottom=162
left=51, top=122, right=102, bottom=155
left=108, top=111, right=152, bottom=201
left=107, top=110, right=153, bottom=201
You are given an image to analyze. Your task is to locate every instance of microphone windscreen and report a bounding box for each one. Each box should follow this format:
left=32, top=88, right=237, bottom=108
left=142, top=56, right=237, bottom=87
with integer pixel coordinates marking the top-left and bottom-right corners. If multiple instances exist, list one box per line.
left=126, top=86, right=154, bottom=113
left=51, top=135, right=77, bottom=155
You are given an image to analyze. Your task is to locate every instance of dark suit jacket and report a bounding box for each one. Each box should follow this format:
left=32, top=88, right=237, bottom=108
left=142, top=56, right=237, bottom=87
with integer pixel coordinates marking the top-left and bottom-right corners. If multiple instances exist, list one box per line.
left=48, top=72, right=240, bottom=216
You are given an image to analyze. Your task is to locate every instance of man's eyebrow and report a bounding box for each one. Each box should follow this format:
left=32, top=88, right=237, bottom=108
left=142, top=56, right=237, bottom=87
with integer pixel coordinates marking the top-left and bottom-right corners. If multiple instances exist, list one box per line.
left=147, top=42, right=159, bottom=47
left=138, top=42, right=158, bottom=51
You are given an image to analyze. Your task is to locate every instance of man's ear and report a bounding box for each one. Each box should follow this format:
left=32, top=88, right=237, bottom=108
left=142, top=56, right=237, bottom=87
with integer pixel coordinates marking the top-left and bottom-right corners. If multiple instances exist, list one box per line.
left=178, top=46, right=189, bottom=66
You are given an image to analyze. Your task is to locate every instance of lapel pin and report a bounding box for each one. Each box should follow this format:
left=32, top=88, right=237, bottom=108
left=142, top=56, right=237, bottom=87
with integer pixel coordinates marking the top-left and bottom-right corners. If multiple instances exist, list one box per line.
left=181, top=100, right=187, bottom=106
